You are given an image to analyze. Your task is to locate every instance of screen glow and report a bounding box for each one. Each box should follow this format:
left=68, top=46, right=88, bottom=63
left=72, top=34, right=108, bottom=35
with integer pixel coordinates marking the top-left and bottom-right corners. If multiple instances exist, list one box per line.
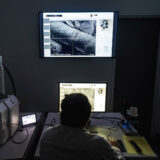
left=40, top=12, right=117, bottom=57
left=22, top=114, right=36, bottom=125
left=59, top=83, right=107, bottom=112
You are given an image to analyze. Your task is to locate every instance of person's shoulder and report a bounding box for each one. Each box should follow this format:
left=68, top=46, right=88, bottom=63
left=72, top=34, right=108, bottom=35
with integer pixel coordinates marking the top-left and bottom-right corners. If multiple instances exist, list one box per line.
left=85, top=135, right=119, bottom=160
left=43, top=126, right=54, bottom=135
left=42, top=125, right=61, bottom=139
left=87, top=134, right=110, bottom=148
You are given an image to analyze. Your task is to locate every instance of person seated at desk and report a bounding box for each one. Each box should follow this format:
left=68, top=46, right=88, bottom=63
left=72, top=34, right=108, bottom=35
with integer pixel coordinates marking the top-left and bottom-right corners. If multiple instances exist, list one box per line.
left=40, top=93, right=124, bottom=160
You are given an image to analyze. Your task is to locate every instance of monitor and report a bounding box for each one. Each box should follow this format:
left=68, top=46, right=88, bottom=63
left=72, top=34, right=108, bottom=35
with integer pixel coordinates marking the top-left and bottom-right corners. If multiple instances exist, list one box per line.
left=21, top=113, right=37, bottom=127
left=39, top=12, right=117, bottom=58
left=59, top=83, right=107, bottom=112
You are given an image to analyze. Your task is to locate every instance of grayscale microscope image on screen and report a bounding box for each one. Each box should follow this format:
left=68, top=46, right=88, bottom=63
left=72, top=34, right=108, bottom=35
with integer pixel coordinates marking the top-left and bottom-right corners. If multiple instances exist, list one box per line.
left=40, top=12, right=116, bottom=57
left=50, top=20, right=96, bottom=55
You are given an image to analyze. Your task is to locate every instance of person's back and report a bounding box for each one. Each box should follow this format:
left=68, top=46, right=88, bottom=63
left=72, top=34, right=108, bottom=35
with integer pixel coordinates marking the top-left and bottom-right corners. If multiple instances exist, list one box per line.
left=40, top=125, right=120, bottom=160
left=40, top=93, right=122, bottom=160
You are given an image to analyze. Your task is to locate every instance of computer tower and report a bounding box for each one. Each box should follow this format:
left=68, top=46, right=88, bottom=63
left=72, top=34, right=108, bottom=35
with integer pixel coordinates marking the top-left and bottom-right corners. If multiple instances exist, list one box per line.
left=3, top=95, right=19, bottom=137
left=0, top=102, right=9, bottom=145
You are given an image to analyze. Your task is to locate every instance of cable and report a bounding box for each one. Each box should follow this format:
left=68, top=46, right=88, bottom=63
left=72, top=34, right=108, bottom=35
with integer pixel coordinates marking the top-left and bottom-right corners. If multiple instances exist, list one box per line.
left=91, top=116, right=123, bottom=128
left=91, top=116, right=123, bottom=121
left=51, top=117, right=56, bottom=125
left=10, top=113, right=42, bottom=144
left=0, top=93, right=7, bottom=99
left=40, top=118, right=56, bottom=126
left=11, top=127, right=29, bottom=144
left=10, top=122, right=33, bottom=144
left=3, top=62, right=16, bottom=96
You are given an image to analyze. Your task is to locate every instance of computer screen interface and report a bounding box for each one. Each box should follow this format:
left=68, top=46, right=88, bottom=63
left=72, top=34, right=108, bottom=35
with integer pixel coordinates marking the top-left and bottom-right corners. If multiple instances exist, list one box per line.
left=39, top=12, right=117, bottom=57
left=59, top=83, right=107, bottom=112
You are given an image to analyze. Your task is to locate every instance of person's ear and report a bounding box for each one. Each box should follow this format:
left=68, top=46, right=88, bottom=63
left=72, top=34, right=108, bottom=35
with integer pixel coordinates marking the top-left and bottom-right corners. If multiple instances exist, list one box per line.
left=85, top=117, right=91, bottom=127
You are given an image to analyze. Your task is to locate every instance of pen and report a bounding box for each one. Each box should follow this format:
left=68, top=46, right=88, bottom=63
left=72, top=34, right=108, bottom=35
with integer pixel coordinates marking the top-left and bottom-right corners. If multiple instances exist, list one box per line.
left=129, top=140, right=142, bottom=154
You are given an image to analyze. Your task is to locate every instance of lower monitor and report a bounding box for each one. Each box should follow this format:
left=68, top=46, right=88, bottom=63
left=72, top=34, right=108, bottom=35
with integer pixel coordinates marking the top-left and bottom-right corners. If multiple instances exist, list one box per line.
left=59, top=82, right=107, bottom=112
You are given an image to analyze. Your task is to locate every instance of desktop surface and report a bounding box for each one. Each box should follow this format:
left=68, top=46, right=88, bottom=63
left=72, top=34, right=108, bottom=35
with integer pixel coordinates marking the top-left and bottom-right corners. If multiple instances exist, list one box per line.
left=34, top=112, right=158, bottom=160
left=0, top=112, right=42, bottom=160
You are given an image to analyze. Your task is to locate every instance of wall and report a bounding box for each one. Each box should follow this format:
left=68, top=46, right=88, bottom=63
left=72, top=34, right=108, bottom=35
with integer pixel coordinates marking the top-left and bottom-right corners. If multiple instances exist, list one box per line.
left=0, top=1, right=117, bottom=112
left=151, top=33, right=160, bottom=137
left=0, top=0, right=160, bottom=135
left=114, top=18, right=160, bottom=135
left=1, top=0, right=160, bottom=17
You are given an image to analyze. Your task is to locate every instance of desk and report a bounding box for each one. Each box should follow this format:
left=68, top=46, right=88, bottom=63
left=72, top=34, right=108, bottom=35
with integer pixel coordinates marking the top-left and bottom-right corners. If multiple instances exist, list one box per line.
left=34, top=112, right=158, bottom=160
left=0, top=113, right=42, bottom=160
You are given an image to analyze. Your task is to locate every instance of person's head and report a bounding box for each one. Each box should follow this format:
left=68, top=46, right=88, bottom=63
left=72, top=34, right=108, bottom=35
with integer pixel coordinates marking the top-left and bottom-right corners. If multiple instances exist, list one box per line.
left=60, top=93, right=91, bottom=128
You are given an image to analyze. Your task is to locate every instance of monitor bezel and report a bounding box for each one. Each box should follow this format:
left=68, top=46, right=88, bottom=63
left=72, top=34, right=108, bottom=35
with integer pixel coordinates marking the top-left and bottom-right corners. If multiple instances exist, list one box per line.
left=58, top=82, right=108, bottom=113
left=39, top=11, right=118, bottom=58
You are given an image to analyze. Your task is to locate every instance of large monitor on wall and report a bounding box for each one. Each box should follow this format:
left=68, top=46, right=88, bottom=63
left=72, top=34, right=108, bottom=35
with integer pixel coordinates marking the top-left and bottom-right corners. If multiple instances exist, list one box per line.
left=59, top=83, right=107, bottom=112
left=39, top=12, right=117, bottom=58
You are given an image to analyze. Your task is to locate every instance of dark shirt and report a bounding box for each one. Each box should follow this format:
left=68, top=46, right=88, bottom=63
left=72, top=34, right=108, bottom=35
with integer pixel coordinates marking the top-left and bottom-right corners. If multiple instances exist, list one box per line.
left=40, top=125, right=121, bottom=160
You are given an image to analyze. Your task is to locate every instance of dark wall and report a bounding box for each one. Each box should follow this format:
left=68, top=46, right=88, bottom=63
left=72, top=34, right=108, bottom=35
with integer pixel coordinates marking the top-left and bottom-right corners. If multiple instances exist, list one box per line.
left=1, top=0, right=160, bottom=17
left=0, top=1, right=116, bottom=112
left=0, top=0, right=160, bottom=135
left=114, top=18, right=160, bottom=135
left=3, top=58, right=116, bottom=112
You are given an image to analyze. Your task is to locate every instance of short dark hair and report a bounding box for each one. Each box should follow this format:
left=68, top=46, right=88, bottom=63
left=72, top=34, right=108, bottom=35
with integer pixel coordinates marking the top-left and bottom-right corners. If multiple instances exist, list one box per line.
left=60, top=93, right=91, bottom=127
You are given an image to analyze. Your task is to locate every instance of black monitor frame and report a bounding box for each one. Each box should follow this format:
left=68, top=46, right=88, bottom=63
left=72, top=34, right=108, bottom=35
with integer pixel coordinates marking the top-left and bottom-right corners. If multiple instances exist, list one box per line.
left=39, top=11, right=117, bottom=58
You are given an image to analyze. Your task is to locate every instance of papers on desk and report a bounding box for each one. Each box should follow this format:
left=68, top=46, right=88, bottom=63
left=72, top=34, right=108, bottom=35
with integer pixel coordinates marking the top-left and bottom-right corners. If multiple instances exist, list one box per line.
left=122, top=135, right=156, bottom=157
left=86, top=125, right=110, bottom=141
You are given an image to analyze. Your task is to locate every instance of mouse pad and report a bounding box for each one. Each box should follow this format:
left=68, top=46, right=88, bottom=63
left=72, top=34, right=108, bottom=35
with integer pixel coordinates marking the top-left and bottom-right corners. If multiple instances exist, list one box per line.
left=123, top=135, right=156, bottom=156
